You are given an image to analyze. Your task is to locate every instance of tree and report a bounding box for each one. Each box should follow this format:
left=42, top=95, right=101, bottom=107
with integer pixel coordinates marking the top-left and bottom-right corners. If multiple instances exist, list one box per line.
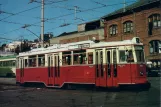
left=15, top=45, right=20, bottom=54
left=1, top=44, right=6, bottom=51
left=34, top=39, right=39, bottom=43
left=21, top=40, right=31, bottom=52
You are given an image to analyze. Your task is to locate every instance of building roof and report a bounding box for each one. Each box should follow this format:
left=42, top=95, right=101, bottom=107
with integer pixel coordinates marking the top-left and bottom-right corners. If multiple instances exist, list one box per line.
left=102, top=0, right=160, bottom=20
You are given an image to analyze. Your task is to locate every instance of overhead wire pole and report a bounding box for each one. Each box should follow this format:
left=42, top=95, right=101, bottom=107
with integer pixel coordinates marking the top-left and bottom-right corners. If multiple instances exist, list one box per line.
left=41, top=0, right=44, bottom=47
left=123, top=0, right=126, bottom=12
left=74, top=6, right=78, bottom=19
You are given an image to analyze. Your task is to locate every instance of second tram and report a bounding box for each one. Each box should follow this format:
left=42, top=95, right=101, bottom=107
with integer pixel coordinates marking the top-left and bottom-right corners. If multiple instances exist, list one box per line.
left=0, top=55, right=16, bottom=77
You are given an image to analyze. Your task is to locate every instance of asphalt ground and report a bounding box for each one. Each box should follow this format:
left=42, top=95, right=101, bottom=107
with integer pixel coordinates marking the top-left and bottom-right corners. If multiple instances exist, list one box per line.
left=0, top=77, right=160, bottom=107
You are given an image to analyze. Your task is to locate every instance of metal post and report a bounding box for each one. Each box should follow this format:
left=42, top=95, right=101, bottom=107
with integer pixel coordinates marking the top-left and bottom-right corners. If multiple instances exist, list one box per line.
left=41, top=0, right=44, bottom=47
left=123, top=0, right=126, bottom=12
left=20, top=36, right=22, bottom=52
left=74, top=6, right=78, bottom=19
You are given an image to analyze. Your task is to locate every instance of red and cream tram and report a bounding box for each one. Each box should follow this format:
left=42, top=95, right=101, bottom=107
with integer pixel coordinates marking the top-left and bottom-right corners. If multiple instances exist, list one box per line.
left=16, top=37, right=150, bottom=88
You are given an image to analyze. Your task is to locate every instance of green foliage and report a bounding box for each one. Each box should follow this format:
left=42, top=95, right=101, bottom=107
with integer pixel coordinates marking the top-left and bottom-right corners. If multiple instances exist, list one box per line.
left=0, top=67, right=15, bottom=77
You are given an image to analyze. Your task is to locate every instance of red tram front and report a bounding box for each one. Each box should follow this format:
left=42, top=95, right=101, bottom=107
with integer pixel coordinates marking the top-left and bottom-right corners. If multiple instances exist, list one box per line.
left=16, top=37, right=150, bottom=89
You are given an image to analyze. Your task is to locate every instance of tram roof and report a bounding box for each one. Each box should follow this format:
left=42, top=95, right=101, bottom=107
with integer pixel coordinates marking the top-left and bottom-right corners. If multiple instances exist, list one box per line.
left=0, top=55, right=17, bottom=61
left=19, top=37, right=143, bottom=57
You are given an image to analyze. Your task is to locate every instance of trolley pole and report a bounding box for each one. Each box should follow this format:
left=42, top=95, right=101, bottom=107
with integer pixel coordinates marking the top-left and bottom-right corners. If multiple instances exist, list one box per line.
left=41, top=0, right=44, bottom=47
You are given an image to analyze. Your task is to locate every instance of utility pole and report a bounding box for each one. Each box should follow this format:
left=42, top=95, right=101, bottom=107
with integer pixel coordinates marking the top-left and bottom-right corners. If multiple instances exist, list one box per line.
left=41, top=0, right=44, bottom=47
left=74, top=6, right=78, bottom=19
left=0, top=4, right=2, bottom=14
left=20, top=36, right=23, bottom=52
left=123, top=0, right=126, bottom=12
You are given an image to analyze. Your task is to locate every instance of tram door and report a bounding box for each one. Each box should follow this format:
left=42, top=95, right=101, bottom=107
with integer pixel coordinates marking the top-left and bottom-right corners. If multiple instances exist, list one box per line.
left=95, top=49, right=107, bottom=87
left=106, top=49, right=118, bottom=87
left=53, top=54, right=60, bottom=86
left=20, top=58, right=24, bottom=83
left=48, top=55, right=54, bottom=86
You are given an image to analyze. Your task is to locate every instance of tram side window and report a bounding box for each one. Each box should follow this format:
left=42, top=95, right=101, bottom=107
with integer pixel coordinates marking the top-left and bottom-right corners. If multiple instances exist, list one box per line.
left=3, top=61, right=7, bottom=66
left=28, top=56, right=37, bottom=67
left=88, top=52, right=93, bottom=64
left=113, top=50, right=117, bottom=63
left=73, top=50, right=86, bottom=65
left=62, top=51, right=71, bottom=65
left=127, top=50, right=134, bottom=62
left=0, top=62, right=2, bottom=67
left=119, top=50, right=126, bottom=62
left=38, top=55, right=45, bottom=66
left=25, top=59, right=28, bottom=67
left=12, top=61, right=16, bottom=67
left=119, top=50, right=134, bottom=62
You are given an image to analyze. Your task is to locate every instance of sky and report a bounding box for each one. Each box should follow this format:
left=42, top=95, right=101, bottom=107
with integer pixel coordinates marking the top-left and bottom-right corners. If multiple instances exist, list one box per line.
left=0, top=0, right=137, bottom=44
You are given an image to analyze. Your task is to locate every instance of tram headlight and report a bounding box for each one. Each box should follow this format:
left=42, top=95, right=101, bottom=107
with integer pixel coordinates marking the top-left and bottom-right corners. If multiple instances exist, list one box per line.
left=140, top=71, right=144, bottom=76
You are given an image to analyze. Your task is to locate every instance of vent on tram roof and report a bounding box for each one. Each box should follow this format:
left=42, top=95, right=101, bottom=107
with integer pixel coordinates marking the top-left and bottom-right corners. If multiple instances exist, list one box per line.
left=132, top=37, right=140, bottom=43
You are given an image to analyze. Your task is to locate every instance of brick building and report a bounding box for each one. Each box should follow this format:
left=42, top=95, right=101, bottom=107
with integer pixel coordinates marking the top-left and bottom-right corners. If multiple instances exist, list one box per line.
left=103, top=0, right=161, bottom=70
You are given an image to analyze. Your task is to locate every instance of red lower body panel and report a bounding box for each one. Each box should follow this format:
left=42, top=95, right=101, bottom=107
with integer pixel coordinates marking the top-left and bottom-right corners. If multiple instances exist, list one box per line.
left=16, top=64, right=149, bottom=88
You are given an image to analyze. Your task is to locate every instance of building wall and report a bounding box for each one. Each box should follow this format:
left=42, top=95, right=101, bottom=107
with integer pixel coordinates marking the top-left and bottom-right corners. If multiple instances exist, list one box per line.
left=104, top=7, right=161, bottom=61
left=50, top=28, right=104, bottom=44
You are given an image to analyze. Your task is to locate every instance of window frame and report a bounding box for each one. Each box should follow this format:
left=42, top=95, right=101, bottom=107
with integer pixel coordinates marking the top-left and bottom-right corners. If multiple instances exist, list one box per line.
left=109, top=24, right=118, bottom=36
left=149, top=40, right=161, bottom=54
left=123, top=21, right=133, bottom=33
left=73, top=49, right=86, bottom=65
left=148, top=14, right=161, bottom=28
left=28, top=55, right=37, bottom=67
left=38, top=54, right=45, bottom=67
left=62, top=51, right=72, bottom=66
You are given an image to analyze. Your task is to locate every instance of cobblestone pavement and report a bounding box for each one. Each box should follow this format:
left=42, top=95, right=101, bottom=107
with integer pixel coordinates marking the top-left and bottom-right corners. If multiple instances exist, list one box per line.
left=0, top=77, right=160, bottom=107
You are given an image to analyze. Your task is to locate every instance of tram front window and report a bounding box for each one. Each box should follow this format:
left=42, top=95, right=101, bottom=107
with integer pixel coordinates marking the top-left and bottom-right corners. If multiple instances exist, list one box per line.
left=134, top=46, right=145, bottom=62
left=135, top=50, right=145, bottom=62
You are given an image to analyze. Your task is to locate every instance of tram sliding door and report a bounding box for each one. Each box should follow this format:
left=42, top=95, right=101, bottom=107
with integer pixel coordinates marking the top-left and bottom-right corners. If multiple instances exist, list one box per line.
left=48, top=55, right=54, bottom=86
left=95, top=49, right=107, bottom=87
left=53, top=54, right=60, bottom=86
left=20, top=58, right=24, bottom=84
left=106, top=49, right=118, bottom=87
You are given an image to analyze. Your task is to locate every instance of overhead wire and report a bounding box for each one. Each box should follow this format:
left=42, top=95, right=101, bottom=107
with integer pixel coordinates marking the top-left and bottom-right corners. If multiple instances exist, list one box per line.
left=0, top=6, right=41, bottom=21
left=0, top=37, right=17, bottom=41
left=0, top=0, right=68, bottom=22
left=44, top=0, right=137, bottom=22
left=0, top=0, right=137, bottom=40
left=0, top=20, right=39, bottom=27
left=0, top=0, right=69, bottom=37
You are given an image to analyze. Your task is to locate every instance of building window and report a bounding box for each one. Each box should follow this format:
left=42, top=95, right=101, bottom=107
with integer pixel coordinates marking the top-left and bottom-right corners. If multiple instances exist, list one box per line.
left=149, top=40, right=161, bottom=54
left=109, top=25, right=118, bottom=36
left=123, top=21, right=133, bottom=33
left=148, top=14, right=161, bottom=35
